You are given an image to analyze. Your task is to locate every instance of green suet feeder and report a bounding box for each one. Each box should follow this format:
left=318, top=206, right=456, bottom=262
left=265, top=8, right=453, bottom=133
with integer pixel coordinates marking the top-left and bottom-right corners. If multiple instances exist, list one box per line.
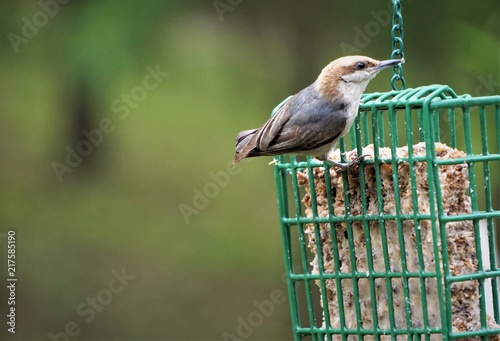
left=273, top=1, right=500, bottom=340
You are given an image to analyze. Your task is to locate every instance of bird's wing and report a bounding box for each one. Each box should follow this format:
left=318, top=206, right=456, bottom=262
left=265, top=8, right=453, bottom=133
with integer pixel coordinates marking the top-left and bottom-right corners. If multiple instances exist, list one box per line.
left=232, top=97, right=294, bottom=163
left=234, top=89, right=348, bottom=161
left=255, top=89, right=347, bottom=155
left=263, top=121, right=343, bottom=155
left=254, top=100, right=294, bottom=150
left=235, top=129, right=257, bottom=151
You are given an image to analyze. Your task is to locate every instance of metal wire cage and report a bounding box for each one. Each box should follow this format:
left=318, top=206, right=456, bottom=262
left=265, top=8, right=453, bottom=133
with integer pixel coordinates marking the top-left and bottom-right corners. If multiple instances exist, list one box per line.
left=273, top=85, right=500, bottom=340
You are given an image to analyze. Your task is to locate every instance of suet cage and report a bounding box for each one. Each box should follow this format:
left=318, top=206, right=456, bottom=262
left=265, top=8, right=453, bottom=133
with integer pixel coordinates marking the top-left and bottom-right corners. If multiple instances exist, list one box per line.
left=272, top=2, right=500, bottom=340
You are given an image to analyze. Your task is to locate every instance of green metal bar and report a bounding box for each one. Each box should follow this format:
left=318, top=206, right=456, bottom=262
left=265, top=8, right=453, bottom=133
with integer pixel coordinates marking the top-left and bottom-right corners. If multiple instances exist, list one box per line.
left=290, top=269, right=500, bottom=283
left=354, top=117, right=364, bottom=158
left=304, top=160, right=333, bottom=338
left=439, top=211, right=500, bottom=221
left=348, top=118, right=356, bottom=150
left=487, top=216, right=500, bottom=323
left=478, top=106, right=497, bottom=311
left=295, top=326, right=444, bottom=336
left=492, top=102, right=500, bottom=324
left=274, top=153, right=500, bottom=170
left=418, top=109, right=425, bottom=142
left=288, top=268, right=500, bottom=283
left=423, top=91, right=449, bottom=340
left=274, top=154, right=495, bottom=167
left=376, top=106, right=398, bottom=338
left=282, top=214, right=434, bottom=224
left=429, top=95, right=500, bottom=109
left=445, top=269, right=500, bottom=282
left=389, top=103, right=413, bottom=337
left=408, top=91, right=439, bottom=341
left=429, top=107, right=455, bottom=340
left=361, top=111, right=370, bottom=147
left=495, top=104, right=500, bottom=153
left=370, top=108, right=387, bottom=329
left=404, top=100, right=432, bottom=337
left=479, top=106, right=489, bottom=156
left=322, top=165, right=348, bottom=337
left=462, top=105, right=474, bottom=188
left=359, top=107, right=381, bottom=339
left=274, top=155, right=302, bottom=341
left=433, top=108, right=441, bottom=142
left=338, top=135, right=347, bottom=164
left=289, top=271, right=453, bottom=281
left=434, top=154, right=500, bottom=164
left=462, top=105, right=488, bottom=333
left=448, top=108, right=457, bottom=148
left=289, top=156, right=318, bottom=336
left=353, top=107, right=379, bottom=337
left=448, top=328, right=500, bottom=339
left=371, top=106, right=396, bottom=337
left=388, top=104, right=400, bottom=147
left=281, top=210, right=500, bottom=226
left=378, top=109, right=386, bottom=147
left=340, top=169, right=364, bottom=338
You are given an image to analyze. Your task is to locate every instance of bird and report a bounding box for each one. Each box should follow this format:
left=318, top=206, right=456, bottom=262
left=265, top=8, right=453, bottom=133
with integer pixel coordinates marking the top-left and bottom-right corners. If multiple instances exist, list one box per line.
left=233, top=55, right=404, bottom=169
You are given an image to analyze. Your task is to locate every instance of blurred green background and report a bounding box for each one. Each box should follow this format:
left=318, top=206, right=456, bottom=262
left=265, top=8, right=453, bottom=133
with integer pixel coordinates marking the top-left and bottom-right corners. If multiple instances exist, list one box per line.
left=0, top=1, right=498, bottom=340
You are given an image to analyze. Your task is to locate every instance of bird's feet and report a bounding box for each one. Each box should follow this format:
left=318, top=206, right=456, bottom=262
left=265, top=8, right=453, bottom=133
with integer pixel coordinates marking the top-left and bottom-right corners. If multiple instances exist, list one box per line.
left=325, top=155, right=368, bottom=172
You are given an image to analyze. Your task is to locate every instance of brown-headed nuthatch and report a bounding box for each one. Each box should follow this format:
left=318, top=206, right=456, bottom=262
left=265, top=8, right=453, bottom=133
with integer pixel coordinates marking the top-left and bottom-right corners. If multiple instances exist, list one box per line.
left=233, top=55, right=404, bottom=169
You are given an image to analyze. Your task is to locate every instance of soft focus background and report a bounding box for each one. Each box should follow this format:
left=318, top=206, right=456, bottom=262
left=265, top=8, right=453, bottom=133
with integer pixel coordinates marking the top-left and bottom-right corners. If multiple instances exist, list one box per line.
left=0, top=1, right=499, bottom=340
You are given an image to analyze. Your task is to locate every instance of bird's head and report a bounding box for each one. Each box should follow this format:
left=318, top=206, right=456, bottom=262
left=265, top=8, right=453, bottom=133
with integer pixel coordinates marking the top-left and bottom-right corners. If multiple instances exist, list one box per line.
left=316, top=55, right=404, bottom=100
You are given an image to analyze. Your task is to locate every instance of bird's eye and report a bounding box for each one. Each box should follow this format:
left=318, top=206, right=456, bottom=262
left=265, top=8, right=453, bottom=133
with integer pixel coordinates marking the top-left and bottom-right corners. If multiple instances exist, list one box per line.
left=356, top=62, right=366, bottom=70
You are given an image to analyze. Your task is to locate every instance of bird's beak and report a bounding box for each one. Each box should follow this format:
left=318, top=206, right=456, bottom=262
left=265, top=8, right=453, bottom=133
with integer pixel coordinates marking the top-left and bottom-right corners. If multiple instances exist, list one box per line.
left=371, top=58, right=404, bottom=72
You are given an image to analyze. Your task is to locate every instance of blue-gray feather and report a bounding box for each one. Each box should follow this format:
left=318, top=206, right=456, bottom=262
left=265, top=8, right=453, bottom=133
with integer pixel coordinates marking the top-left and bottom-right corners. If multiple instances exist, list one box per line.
left=234, top=84, right=348, bottom=161
left=257, top=84, right=347, bottom=153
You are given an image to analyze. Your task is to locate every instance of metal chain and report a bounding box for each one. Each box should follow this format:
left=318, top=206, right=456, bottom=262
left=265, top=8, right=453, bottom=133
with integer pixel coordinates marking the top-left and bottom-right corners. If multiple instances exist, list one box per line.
left=390, top=0, right=406, bottom=90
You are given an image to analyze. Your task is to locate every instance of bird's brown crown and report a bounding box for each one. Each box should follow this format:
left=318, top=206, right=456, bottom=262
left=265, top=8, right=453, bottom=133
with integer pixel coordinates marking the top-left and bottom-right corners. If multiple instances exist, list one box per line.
left=316, top=56, right=380, bottom=100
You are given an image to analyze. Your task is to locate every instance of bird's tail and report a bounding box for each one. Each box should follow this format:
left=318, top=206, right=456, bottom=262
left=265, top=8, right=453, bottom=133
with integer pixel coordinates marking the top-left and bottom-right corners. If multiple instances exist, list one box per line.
left=233, top=128, right=257, bottom=164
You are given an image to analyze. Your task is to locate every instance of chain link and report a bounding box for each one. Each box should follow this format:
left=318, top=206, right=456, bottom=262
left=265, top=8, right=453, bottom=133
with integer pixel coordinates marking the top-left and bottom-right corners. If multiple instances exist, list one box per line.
left=390, top=0, right=406, bottom=90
